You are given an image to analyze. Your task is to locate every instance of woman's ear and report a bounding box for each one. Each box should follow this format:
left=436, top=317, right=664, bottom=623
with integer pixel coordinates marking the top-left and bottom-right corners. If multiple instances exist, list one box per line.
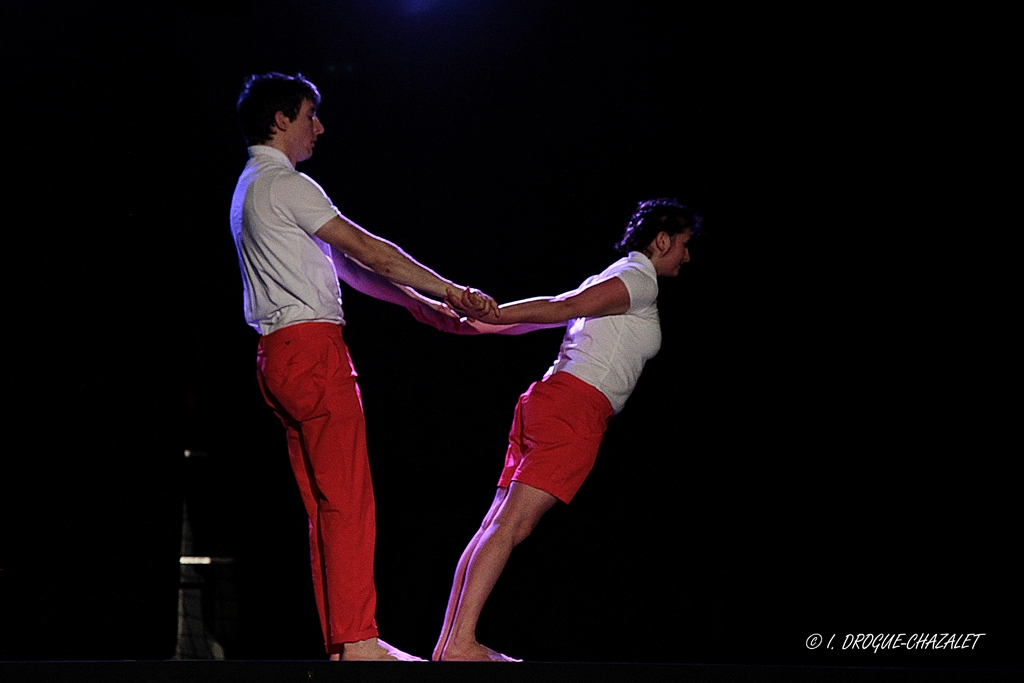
left=273, top=110, right=292, bottom=133
left=653, top=230, right=672, bottom=255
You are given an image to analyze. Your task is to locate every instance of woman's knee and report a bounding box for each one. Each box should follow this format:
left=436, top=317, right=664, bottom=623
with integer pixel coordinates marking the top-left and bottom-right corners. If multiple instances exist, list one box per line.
left=485, top=517, right=533, bottom=548
left=491, top=507, right=546, bottom=545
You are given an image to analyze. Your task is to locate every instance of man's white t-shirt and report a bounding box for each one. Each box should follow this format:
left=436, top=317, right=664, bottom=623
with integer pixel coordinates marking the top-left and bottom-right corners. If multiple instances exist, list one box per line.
left=230, top=145, right=344, bottom=335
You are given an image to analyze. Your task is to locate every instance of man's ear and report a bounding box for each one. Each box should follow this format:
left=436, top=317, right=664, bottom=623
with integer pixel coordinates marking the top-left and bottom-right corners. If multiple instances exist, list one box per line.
left=273, top=110, right=292, bottom=133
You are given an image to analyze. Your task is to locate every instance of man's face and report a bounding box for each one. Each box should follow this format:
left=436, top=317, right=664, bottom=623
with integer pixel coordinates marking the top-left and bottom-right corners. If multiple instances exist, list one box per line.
left=288, top=98, right=324, bottom=163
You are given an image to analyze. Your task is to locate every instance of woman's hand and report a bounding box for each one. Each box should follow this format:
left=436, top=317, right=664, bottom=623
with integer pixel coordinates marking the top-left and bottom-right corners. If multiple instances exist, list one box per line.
left=445, top=286, right=500, bottom=321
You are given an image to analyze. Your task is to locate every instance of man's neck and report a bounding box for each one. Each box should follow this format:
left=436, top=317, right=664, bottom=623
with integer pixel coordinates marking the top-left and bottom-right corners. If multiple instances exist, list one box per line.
left=263, top=138, right=298, bottom=167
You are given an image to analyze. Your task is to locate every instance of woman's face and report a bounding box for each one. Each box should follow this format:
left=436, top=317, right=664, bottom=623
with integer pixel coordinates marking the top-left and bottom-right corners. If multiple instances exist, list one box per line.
left=653, top=229, right=692, bottom=277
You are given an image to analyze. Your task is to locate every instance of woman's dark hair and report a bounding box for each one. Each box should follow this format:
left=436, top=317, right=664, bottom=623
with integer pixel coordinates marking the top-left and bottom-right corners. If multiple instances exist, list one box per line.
left=236, top=72, right=321, bottom=146
left=615, top=198, right=703, bottom=254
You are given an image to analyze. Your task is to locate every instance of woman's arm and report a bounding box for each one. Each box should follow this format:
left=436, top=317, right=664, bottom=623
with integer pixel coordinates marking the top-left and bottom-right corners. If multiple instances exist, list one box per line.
left=453, top=277, right=631, bottom=326
left=414, top=312, right=565, bottom=336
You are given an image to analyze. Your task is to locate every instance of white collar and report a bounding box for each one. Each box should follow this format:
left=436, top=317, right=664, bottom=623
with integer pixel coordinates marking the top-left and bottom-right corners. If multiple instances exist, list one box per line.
left=248, top=145, right=294, bottom=169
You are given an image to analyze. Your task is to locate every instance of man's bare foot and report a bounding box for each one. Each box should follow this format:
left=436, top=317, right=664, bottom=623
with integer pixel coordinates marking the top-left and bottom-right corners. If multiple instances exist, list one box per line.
left=338, top=637, right=424, bottom=661
left=440, top=639, right=521, bottom=662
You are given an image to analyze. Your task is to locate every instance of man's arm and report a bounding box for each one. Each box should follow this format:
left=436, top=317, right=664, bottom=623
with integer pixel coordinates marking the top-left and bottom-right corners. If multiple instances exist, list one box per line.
left=333, top=246, right=508, bottom=334
left=332, top=252, right=563, bottom=335
left=332, top=247, right=425, bottom=307
left=315, top=214, right=497, bottom=316
left=451, top=277, right=630, bottom=326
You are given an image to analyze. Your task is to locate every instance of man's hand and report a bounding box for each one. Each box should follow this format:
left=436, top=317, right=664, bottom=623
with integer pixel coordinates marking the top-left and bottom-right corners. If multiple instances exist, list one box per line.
left=445, top=287, right=500, bottom=321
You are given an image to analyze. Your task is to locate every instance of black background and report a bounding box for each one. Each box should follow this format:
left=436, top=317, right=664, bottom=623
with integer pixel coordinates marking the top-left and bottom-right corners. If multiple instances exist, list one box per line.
left=2, top=0, right=1017, bottom=669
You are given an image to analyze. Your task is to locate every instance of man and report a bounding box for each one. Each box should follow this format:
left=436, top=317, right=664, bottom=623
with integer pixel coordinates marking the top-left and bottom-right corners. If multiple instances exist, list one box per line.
left=230, top=72, right=495, bottom=661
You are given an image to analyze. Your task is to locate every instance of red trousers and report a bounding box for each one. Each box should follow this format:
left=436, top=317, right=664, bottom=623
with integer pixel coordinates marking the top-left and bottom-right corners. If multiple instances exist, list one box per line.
left=256, top=322, right=378, bottom=652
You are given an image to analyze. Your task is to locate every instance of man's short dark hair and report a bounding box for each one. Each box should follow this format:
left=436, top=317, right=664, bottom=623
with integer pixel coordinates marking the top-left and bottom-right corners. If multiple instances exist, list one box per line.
left=236, top=72, right=321, bottom=146
left=614, top=198, right=703, bottom=254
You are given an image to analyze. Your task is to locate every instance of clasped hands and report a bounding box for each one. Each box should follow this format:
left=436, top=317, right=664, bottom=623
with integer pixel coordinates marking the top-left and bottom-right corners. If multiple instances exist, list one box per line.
left=444, top=286, right=500, bottom=323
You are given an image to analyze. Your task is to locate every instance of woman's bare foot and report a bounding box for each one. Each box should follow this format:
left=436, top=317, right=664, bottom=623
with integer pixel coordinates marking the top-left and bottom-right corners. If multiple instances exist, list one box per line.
left=440, top=639, right=521, bottom=662
left=336, top=637, right=424, bottom=661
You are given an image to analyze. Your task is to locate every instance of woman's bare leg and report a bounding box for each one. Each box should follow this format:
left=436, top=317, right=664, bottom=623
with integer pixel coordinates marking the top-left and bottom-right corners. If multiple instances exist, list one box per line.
left=437, top=482, right=557, bottom=661
left=432, top=488, right=509, bottom=660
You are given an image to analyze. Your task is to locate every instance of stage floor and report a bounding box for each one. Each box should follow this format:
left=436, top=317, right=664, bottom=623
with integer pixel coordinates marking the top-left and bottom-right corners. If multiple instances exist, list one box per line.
left=1, top=661, right=1020, bottom=683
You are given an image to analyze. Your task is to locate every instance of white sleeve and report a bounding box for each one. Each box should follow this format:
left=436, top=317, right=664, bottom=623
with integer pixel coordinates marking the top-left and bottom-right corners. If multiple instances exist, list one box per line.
left=272, top=171, right=342, bottom=236
left=614, top=264, right=658, bottom=312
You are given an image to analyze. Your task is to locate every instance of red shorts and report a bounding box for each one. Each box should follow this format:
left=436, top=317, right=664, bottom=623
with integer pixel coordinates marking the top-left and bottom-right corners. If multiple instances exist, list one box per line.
left=498, top=371, right=614, bottom=504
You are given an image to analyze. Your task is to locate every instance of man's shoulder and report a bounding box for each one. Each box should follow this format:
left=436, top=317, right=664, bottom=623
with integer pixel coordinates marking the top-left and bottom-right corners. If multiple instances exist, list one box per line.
left=246, top=162, right=320, bottom=199
left=272, top=169, right=331, bottom=205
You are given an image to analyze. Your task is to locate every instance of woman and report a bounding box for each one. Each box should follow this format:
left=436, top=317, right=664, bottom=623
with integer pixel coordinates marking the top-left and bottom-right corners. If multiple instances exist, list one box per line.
left=433, top=198, right=702, bottom=661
